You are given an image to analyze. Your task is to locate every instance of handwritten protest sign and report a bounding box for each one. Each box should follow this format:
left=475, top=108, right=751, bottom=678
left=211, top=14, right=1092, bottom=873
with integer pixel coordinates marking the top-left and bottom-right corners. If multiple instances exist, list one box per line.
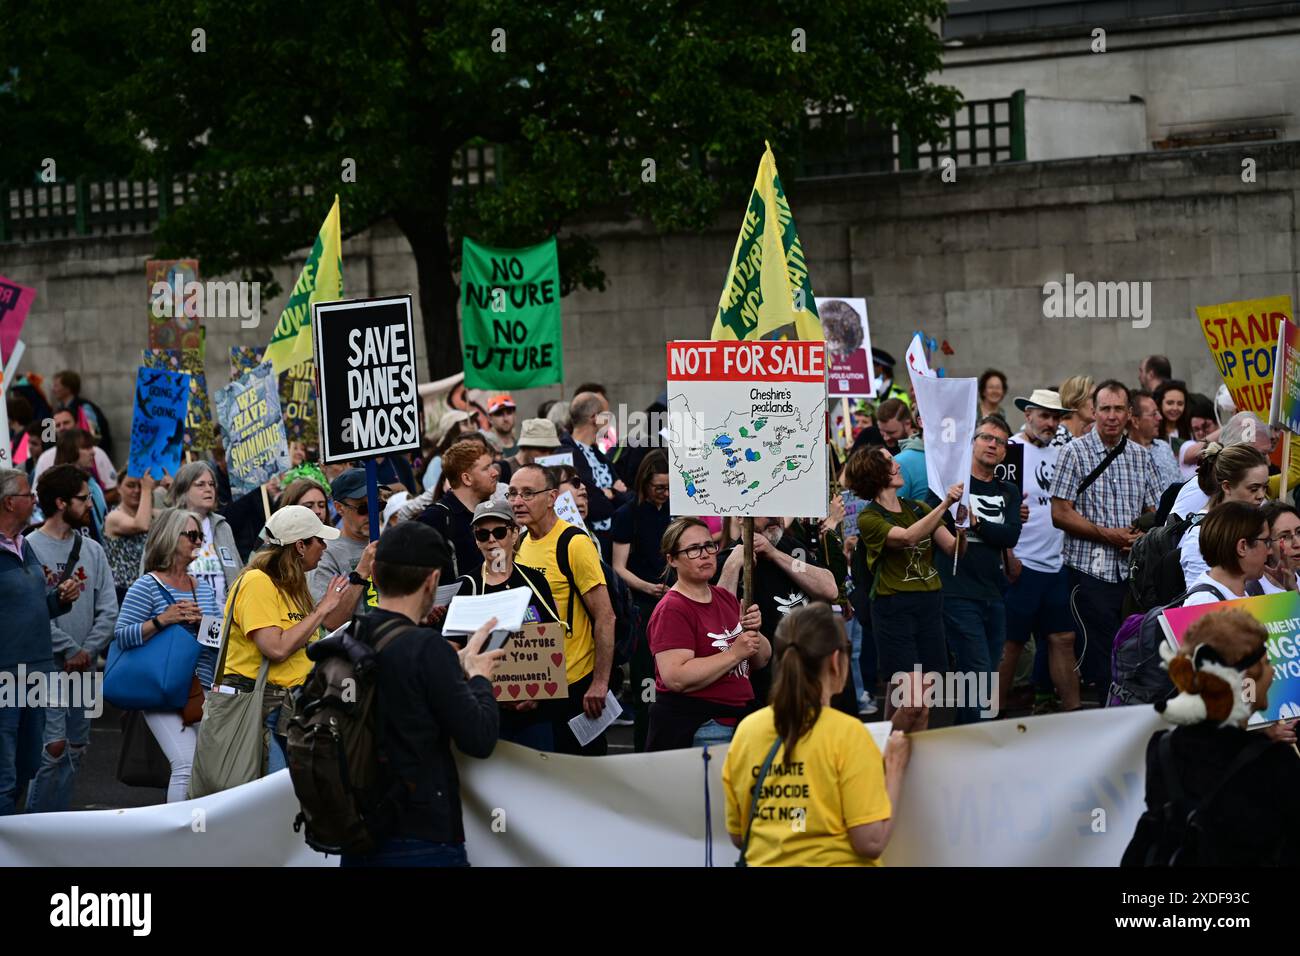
left=491, top=623, right=568, bottom=702
left=146, top=259, right=203, bottom=351
left=129, top=367, right=190, bottom=479
left=1196, top=295, right=1292, bottom=416
left=215, top=362, right=291, bottom=497
left=0, top=275, right=36, bottom=366
left=143, top=344, right=216, bottom=453
left=1160, top=591, right=1300, bottom=725
left=231, top=345, right=316, bottom=444
left=460, top=237, right=563, bottom=390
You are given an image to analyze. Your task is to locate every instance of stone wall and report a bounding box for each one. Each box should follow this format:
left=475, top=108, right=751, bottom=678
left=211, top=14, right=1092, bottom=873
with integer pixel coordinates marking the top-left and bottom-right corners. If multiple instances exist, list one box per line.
left=3, top=139, right=1299, bottom=466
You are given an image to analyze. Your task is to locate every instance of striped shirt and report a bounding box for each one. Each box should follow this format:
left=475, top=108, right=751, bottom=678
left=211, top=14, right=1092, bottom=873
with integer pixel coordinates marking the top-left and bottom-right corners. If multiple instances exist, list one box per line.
left=114, top=573, right=221, bottom=688
left=1050, top=430, right=1163, bottom=583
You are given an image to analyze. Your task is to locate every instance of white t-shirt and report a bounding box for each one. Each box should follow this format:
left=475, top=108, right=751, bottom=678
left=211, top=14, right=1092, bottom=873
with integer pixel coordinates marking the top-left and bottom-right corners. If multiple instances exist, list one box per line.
left=187, top=515, right=227, bottom=607
left=1178, top=514, right=1208, bottom=587
left=1169, top=479, right=1209, bottom=520
left=1181, top=570, right=1241, bottom=607
left=33, top=446, right=118, bottom=490
left=1010, top=432, right=1064, bottom=574
left=1259, top=575, right=1288, bottom=595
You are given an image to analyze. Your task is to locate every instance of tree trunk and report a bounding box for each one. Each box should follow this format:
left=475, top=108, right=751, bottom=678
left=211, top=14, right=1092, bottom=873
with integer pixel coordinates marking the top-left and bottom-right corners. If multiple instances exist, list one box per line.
left=394, top=196, right=460, bottom=382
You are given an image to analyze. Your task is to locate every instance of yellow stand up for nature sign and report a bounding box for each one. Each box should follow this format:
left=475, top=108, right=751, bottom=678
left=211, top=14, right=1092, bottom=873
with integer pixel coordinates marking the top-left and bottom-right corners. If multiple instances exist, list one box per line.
left=1195, top=295, right=1299, bottom=489
left=709, top=142, right=822, bottom=343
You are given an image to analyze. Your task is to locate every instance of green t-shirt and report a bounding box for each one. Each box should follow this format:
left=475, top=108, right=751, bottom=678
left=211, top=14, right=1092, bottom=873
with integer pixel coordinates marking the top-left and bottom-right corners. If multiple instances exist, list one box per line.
left=857, top=499, right=941, bottom=598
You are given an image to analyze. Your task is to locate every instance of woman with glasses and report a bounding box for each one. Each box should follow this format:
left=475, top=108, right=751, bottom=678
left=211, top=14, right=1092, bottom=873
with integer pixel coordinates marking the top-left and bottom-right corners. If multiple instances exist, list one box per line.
left=722, top=603, right=919, bottom=866
left=221, top=505, right=350, bottom=774
left=167, top=461, right=243, bottom=608
left=113, top=508, right=221, bottom=802
left=1179, top=443, right=1269, bottom=588
left=646, top=517, right=766, bottom=751
left=453, top=499, right=562, bottom=749
left=1259, top=500, right=1300, bottom=593
left=611, top=450, right=673, bottom=750
left=1181, top=502, right=1271, bottom=606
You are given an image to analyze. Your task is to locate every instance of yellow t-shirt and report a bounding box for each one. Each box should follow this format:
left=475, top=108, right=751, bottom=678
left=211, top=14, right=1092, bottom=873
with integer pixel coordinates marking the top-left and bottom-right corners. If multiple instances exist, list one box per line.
left=722, top=706, right=891, bottom=867
left=517, top=519, right=601, bottom=684
left=222, top=569, right=318, bottom=688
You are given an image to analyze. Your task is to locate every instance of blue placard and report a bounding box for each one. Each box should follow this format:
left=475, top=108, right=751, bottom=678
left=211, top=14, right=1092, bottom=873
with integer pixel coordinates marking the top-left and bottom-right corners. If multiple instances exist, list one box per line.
left=214, top=361, right=291, bottom=497
left=128, top=367, right=190, bottom=479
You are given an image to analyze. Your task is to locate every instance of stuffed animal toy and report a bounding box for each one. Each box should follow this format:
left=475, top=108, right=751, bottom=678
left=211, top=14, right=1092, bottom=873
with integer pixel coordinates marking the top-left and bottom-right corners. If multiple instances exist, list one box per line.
left=1156, top=642, right=1254, bottom=727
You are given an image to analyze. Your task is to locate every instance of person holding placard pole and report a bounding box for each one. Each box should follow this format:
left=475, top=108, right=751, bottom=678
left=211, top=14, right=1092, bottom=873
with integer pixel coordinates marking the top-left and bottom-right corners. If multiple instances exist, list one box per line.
left=453, top=499, right=561, bottom=750
left=113, top=508, right=221, bottom=802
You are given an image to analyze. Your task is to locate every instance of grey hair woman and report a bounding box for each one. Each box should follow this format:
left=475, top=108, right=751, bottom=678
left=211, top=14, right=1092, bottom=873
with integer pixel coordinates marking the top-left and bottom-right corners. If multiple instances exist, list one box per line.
left=112, top=507, right=223, bottom=802
left=165, top=461, right=242, bottom=605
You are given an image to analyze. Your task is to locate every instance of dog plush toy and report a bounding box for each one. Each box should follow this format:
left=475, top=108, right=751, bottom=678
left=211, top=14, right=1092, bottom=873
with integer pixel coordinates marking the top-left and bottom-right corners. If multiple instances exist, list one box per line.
left=1156, top=642, right=1254, bottom=727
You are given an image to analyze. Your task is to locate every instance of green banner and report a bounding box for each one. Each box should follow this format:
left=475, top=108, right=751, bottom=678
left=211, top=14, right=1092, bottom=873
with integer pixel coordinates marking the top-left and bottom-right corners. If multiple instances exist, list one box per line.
left=460, top=236, right=563, bottom=390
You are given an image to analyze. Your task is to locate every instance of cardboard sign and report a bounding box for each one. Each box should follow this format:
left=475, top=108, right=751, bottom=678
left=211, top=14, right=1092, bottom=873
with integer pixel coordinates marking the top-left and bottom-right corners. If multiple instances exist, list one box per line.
left=1269, top=317, right=1300, bottom=433
left=145, top=259, right=204, bottom=351
left=230, top=345, right=316, bottom=445
left=142, top=341, right=217, bottom=453
left=1160, top=591, right=1300, bottom=725
left=491, top=622, right=569, bottom=701
left=1196, top=295, right=1292, bottom=416
left=214, top=361, right=291, bottom=497
left=665, top=340, right=828, bottom=518
left=817, top=297, right=874, bottom=398
left=128, top=367, right=190, bottom=479
left=312, top=295, right=420, bottom=463
left=554, top=490, right=587, bottom=530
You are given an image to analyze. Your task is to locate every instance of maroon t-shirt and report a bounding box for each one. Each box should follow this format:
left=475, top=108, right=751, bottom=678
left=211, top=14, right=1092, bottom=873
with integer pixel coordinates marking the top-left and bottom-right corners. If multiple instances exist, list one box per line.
left=648, top=586, right=753, bottom=710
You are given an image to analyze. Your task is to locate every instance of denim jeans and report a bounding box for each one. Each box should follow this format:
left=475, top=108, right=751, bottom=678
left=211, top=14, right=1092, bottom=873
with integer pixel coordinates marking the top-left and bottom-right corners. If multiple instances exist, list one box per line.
left=692, top=719, right=736, bottom=748
left=266, top=708, right=288, bottom=775
left=942, top=596, right=1006, bottom=725
left=26, top=684, right=92, bottom=812
left=0, top=680, right=47, bottom=816
left=845, top=616, right=866, bottom=702
left=340, top=838, right=470, bottom=868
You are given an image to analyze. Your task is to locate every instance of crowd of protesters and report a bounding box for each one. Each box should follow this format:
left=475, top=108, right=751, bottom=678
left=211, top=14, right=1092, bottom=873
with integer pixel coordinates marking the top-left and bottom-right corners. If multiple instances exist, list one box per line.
left=3, top=356, right=1298, bottom=869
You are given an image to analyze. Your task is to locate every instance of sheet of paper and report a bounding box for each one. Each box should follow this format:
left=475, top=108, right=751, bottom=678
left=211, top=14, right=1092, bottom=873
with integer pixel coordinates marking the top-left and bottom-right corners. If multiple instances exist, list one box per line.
left=554, top=490, right=587, bottom=530
left=434, top=580, right=463, bottom=608
left=566, top=691, right=622, bottom=747
left=196, top=614, right=225, bottom=650
left=443, top=586, right=532, bottom=636
left=535, top=452, right=573, bottom=468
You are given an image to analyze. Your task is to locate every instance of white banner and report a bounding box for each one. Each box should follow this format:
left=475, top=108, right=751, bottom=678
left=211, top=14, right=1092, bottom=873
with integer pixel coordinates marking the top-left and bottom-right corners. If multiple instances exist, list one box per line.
left=912, top=374, right=978, bottom=525
left=0, top=707, right=1163, bottom=867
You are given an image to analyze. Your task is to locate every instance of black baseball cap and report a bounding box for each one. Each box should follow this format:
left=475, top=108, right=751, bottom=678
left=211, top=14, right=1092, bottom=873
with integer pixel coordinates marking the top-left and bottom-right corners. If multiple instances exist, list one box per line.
left=374, top=521, right=453, bottom=572
left=331, top=468, right=368, bottom=501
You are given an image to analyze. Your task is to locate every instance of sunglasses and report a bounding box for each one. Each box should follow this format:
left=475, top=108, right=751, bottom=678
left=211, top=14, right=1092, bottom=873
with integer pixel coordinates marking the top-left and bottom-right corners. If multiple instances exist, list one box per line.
left=474, top=526, right=512, bottom=542
left=341, top=499, right=368, bottom=516
left=180, top=530, right=203, bottom=545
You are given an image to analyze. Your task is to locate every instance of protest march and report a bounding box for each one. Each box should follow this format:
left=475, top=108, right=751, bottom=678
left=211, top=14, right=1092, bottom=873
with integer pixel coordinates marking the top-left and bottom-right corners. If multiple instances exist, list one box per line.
left=3, top=2, right=1300, bottom=933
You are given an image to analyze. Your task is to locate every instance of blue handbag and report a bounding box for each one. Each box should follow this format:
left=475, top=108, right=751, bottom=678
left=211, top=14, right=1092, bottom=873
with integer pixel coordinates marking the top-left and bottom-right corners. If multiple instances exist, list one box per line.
left=103, top=576, right=204, bottom=710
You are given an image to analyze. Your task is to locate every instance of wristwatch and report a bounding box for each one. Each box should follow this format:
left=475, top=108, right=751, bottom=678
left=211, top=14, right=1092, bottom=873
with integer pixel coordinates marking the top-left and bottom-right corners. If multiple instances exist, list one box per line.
left=347, top=571, right=368, bottom=587
left=150, top=615, right=163, bottom=631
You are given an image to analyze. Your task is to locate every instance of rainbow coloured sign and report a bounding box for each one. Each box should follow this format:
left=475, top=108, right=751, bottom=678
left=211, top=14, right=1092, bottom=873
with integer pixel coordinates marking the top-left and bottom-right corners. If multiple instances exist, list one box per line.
left=1160, top=590, right=1300, bottom=725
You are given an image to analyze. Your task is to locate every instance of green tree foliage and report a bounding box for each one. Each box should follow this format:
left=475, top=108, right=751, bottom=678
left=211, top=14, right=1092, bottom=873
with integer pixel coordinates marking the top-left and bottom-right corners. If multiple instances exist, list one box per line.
left=1, top=0, right=958, bottom=376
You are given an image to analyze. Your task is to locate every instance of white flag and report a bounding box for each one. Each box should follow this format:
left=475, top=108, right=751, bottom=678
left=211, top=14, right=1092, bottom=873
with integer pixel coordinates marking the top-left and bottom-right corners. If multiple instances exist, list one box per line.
left=912, top=375, right=978, bottom=527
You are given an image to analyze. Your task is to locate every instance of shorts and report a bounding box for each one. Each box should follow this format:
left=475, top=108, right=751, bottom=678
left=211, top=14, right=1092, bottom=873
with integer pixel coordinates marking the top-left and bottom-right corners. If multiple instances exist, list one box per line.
left=1003, top=566, right=1074, bottom=644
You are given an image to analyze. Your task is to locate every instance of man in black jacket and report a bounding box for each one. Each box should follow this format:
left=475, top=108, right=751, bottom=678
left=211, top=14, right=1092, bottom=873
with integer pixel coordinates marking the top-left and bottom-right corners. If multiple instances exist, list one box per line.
left=340, top=522, right=505, bottom=868
left=561, top=391, right=630, bottom=555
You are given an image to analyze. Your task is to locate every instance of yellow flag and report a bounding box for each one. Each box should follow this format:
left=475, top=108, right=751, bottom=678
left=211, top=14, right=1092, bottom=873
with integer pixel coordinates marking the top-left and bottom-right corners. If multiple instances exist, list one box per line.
left=265, top=195, right=343, bottom=374
left=709, top=142, right=821, bottom=342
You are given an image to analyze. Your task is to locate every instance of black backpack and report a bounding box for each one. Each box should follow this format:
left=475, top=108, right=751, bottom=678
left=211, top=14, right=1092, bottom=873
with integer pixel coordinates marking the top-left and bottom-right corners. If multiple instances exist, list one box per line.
left=1128, top=512, right=1202, bottom=612
left=553, top=525, right=640, bottom=666
left=1122, top=730, right=1275, bottom=866
left=287, top=615, right=411, bottom=856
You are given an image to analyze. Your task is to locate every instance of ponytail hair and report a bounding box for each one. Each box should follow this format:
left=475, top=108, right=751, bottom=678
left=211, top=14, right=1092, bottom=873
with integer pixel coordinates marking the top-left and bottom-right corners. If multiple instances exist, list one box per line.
left=769, top=603, right=847, bottom=766
left=1196, top=442, right=1268, bottom=504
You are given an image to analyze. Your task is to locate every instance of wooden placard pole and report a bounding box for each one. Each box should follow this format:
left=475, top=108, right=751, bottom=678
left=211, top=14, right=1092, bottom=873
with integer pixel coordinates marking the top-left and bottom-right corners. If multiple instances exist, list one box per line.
left=742, top=516, right=755, bottom=611
left=1281, top=434, right=1293, bottom=503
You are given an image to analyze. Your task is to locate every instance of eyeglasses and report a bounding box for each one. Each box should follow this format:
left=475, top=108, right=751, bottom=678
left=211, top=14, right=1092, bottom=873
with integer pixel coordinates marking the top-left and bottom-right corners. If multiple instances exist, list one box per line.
left=505, top=488, right=550, bottom=501
left=673, top=541, right=721, bottom=559
left=190, top=480, right=217, bottom=490
left=649, top=483, right=670, bottom=494
left=179, top=530, right=203, bottom=545
left=70, top=494, right=91, bottom=503
left=474, top=526, right=512, bottom=542
left=974, top=433, right=1009, bottom=447
left=1247, top=536, right=1274, bottom=549
left=3, top=492, right=35, bottom=499
left=1275, top=531, right=1299, bottom=546
left=341, top=499, right=368, bottom=516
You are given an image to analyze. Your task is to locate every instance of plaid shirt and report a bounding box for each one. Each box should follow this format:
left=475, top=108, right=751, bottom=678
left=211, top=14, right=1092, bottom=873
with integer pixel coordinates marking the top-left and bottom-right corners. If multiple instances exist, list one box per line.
left=1050, top=430, right=1162, bottom=583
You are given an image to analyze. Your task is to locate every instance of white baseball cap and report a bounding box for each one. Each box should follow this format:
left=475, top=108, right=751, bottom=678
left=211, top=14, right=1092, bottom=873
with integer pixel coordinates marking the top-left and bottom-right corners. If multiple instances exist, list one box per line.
left=261, top=504, right=342, bottom=546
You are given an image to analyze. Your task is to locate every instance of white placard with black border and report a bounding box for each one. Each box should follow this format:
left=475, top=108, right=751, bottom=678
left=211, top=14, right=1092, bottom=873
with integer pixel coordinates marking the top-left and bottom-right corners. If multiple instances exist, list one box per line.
left=313, top=295, right=421, bottom=464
